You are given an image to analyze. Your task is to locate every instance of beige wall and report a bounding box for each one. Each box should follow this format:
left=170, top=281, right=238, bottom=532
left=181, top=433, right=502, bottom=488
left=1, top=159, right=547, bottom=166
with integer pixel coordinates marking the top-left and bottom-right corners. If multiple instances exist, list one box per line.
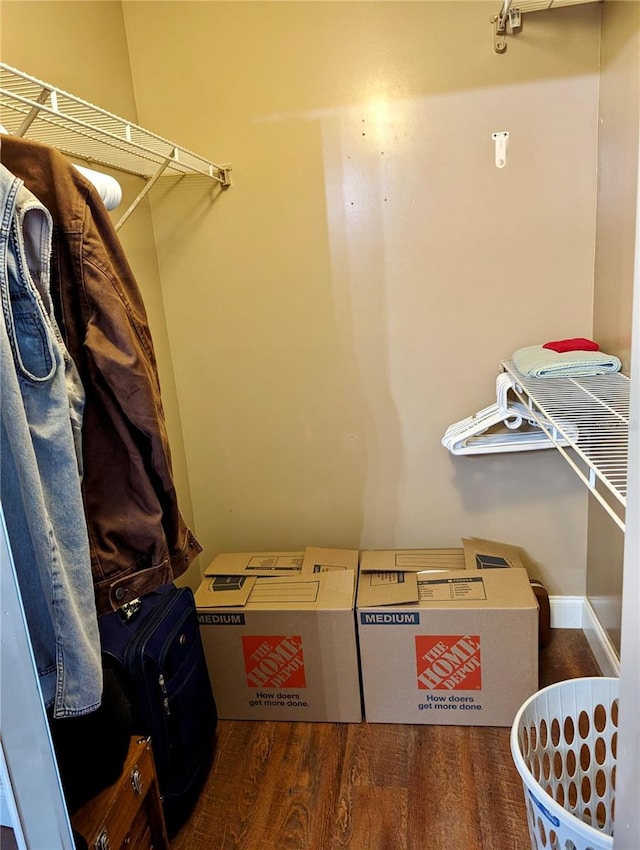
left=588, top=0, right=640, bottom=653
left=2, top=1, right=605, bottom=598
left=122, top=1, right=600, bottom=594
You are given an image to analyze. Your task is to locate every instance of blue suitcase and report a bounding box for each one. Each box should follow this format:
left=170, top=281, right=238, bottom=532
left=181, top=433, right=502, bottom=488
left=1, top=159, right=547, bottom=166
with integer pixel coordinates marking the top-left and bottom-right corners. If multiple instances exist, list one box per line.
left=98, top=584, right=217, bottom=834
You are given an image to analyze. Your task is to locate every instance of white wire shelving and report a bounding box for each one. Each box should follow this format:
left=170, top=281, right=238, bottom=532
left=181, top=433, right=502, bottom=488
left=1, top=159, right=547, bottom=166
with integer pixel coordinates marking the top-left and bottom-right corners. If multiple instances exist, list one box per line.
left=501, top=360, right=629, bottom=531
left=0, top=63, right=231, bottom=229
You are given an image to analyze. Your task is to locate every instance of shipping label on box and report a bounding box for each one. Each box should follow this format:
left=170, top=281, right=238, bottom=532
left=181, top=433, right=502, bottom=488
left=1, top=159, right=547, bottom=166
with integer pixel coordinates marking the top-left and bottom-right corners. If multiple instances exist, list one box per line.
left=357, top=567, right=538, bottom=726
left=417, top=574, right=488, bottom=602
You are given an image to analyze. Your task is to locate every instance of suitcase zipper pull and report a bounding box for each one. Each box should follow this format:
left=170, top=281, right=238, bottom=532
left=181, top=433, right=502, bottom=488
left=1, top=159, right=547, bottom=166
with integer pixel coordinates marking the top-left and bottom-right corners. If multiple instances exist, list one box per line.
left=159, top=673, right=170, bottom=715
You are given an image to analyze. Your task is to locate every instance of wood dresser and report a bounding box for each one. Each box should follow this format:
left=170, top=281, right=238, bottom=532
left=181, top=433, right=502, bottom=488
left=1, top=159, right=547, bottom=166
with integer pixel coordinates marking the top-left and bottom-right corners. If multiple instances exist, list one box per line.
left=71, top=736, right=169, bottom=850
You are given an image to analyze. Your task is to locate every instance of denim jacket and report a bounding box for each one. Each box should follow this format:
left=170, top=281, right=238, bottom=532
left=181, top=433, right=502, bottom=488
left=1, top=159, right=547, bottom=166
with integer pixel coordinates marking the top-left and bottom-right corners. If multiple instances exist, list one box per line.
left=0, top=163, right=102, bottom=716
left=2, top=136, right=202, bottom=615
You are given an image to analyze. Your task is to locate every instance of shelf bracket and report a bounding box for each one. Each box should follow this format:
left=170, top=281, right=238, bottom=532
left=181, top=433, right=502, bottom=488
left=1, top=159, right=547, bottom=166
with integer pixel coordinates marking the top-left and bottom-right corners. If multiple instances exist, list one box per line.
left=492, top=3, right=523, bottom=53
left=215, top=165, right=232, bottom=189
left=114, top=151, right=232, bottom=230
left=115, top=152, right=176, bottom=231
left=492, top=13, right=508, bottom=53
left=15, top=84, right=51, bottom=137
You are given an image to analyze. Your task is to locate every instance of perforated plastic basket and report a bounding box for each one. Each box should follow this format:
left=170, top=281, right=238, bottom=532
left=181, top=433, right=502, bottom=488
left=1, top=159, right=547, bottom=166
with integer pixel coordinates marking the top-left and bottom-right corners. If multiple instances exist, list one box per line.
left=510, top=677, right=619, bottom=850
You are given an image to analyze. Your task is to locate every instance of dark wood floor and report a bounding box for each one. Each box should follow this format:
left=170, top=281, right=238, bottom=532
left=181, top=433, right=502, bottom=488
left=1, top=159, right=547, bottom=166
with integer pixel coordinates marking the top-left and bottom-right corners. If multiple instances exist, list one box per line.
left=171, top=629, right=602, bottom=850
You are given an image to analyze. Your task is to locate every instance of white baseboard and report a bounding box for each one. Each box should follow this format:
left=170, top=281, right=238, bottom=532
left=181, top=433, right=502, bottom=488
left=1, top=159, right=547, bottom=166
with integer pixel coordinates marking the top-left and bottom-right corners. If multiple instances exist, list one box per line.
left=549, top=595, right=620, bottom=678
left=549, top=595, right=584, bottom=629
left=582, top=598, right=621, bottom=678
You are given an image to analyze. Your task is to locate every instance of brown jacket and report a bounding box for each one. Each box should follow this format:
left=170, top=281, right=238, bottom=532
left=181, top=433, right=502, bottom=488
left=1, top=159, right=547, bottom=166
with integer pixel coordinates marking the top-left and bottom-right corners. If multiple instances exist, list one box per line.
left=2, top=135, right=201, bottom=614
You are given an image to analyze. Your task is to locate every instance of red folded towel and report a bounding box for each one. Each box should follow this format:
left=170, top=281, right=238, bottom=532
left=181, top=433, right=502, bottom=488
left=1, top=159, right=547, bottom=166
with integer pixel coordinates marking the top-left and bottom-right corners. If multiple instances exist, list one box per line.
left=543, top=337, right=600, bottom=353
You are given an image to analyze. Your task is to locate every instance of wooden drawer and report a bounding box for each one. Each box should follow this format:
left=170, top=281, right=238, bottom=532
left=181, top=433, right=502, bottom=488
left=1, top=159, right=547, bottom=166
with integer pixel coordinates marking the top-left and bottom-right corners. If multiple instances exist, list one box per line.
left=72, top=736, right=169, bottom=850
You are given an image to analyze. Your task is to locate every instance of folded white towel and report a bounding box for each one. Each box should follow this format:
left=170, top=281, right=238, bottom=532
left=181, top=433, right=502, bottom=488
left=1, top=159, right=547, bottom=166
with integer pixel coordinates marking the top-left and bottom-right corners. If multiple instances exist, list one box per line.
left=512, top=345, right=622, bottom=378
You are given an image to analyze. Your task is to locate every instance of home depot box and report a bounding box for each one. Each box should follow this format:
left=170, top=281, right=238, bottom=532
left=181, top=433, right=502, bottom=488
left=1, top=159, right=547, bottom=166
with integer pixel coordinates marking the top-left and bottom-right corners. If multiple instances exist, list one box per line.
left=196, top=548, right=362, bottom=722
left=356, top=565, right=538, bottom=726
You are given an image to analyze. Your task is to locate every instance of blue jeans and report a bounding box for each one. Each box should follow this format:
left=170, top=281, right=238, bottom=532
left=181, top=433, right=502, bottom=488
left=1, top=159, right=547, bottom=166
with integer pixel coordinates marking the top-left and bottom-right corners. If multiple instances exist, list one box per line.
left=0, top=164, right=102, bottom=717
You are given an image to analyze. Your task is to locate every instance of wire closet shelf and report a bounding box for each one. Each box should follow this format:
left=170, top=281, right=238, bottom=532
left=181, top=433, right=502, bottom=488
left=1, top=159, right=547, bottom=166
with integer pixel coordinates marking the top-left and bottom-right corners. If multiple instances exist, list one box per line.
left=501, top=360, right=629, bottom=531
left=0, top=63, right=231, bottom=188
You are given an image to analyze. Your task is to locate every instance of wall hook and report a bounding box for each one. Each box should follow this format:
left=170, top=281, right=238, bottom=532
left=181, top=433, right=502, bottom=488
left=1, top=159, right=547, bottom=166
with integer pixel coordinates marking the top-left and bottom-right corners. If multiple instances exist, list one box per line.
left=492, top=131, right=509, bottom=168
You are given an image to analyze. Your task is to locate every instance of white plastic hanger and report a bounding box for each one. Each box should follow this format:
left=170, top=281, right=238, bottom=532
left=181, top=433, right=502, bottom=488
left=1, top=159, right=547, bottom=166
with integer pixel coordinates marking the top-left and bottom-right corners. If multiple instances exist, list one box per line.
left=72, top=163, right=122, bottom=211
left=442, top=373, right=576, bottom=455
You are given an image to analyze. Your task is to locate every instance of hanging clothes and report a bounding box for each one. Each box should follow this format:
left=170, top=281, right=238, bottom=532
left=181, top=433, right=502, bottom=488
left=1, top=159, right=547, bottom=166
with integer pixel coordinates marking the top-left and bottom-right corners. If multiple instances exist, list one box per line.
left=0, top=163, right=102, bottom=717
left=1, top=136, right=202, bottom=615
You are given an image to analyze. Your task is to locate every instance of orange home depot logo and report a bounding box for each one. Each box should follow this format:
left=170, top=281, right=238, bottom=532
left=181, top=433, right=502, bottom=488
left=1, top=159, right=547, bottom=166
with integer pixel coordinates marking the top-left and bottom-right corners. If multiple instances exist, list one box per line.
left=242, top=635, right=306, bottom=689
left=415, top=635, right=481, bottom=690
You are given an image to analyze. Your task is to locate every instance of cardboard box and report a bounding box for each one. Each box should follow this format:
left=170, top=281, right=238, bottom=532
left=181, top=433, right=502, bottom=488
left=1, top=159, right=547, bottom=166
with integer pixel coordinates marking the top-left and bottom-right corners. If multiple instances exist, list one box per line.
left=196, top=548, right=362, bottom=722
left=357, top=566, right=538, bottom=726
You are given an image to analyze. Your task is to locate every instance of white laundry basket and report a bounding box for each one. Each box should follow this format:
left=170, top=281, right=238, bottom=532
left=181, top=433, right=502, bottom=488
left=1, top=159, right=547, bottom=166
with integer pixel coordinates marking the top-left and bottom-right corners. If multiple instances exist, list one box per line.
left=510, top=677, right=619, bottom=850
